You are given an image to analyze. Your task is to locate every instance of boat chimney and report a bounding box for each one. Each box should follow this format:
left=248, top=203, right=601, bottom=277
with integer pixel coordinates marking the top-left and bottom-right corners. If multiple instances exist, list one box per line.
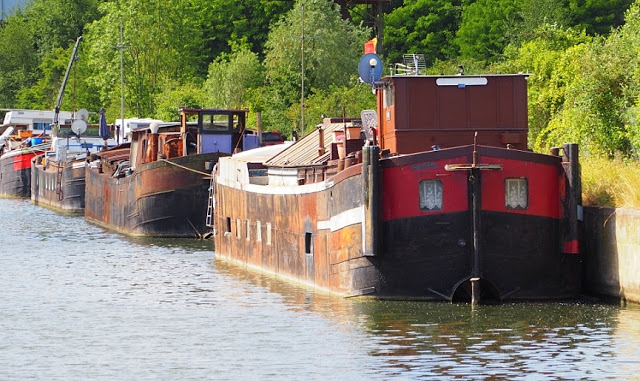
left=317, top=126, right=325, bottom=156
left=147, top=122, right=160, bottom=162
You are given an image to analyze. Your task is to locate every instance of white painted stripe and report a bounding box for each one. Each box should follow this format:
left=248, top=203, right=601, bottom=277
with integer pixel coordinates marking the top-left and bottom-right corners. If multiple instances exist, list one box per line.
left=217, top=170, right=341, bottom=195
left=317, top=206, right=363, bottom=232
left=436, top=77, right=488, bottom=86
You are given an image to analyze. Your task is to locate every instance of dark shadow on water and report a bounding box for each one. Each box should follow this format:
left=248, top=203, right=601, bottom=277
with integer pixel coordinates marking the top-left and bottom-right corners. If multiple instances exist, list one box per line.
left=122, top=235, right=212, bottom=251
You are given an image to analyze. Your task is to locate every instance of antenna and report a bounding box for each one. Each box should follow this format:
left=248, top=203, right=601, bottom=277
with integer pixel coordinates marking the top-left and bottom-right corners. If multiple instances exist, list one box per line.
left=286, top=1, right=318, bottom=135
left=300, top=1, right=305, bottom=134
left=115, top=19, right=128, bottom=144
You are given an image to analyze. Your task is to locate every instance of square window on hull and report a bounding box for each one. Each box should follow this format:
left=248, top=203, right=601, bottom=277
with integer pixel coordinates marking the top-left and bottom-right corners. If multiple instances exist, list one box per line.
left=505, top=178, right=528, bottom=209
left=419, top=179, right=443, bottom=211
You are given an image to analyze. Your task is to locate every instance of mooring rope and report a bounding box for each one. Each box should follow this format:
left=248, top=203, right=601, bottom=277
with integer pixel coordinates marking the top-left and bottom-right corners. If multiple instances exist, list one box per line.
left=158, top=158, right=212, bottom=178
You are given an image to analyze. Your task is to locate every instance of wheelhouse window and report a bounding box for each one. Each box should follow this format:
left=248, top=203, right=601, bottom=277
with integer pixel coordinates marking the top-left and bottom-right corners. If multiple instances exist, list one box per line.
left=419, top=179, right=443, bottom=211
left=383, top=85, right=394, bottom=108
left=505, top=178, right=528, bottom=209
left=202, top=113, right=230, bottom=132
left=34, top=122, right=52, bottom=131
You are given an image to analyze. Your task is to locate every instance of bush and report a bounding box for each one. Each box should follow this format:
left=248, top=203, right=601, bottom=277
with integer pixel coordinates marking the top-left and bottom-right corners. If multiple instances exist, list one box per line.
left=581, top=155, right=640, bottom=208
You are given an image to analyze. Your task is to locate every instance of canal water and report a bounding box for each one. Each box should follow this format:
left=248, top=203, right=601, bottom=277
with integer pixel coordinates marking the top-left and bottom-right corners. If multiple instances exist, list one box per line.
left=1, top=198, right=639, bottom=380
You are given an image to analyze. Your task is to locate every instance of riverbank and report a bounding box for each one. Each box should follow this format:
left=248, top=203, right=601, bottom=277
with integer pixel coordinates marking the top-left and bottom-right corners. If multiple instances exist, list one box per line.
left=583, top=206, right=640, bottom=304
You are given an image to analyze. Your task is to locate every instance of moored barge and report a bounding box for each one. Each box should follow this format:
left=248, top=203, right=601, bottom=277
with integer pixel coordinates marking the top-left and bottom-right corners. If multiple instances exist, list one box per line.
left=85, top=108, right=258, bottom=237
left=31, top=124, right=116, bottom=213
left=0, top=115, right=56, bottom=198
left=212, top=60, right=582, bottom=303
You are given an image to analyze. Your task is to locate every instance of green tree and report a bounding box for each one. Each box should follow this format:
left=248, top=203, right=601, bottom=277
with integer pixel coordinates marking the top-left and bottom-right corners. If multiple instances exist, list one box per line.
left=514, top=0, right=570, bottom=47
left=14, top=47, right=71, bottom=110
left=82, top=0, right=208, bottom=121
left=197, top=0, right=293, bottom=61
left=262, top=0, right=369, bottom=133
left=568, top=0, right=632, bottom=36
left=23, top=0, right=100, bottom=55
left=154, top=80, right=206, bottom=122
left=0, top=15, right=39, bottom=108
left=624, top=2, right=640, bottom=156
left=508, top=2, right=640, bottom=157
left=494, top=24, right=591, bottom=147
left=454, top=0, right=519, bottom=62
left=300, top=83, right=377, bottom=133
left=0, top=0, right=101, bottom=111
left=203, top=46, right=263, bottom=110
left=384, top=0, right=462, bottom=66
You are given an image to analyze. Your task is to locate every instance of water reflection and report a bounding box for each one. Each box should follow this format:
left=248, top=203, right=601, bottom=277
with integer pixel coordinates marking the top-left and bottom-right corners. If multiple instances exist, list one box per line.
left=215, top=259, right=640, bottom=380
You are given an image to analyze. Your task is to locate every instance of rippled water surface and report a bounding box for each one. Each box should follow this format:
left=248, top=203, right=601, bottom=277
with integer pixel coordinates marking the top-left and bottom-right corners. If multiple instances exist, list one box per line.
left=1, top=198, right=640, bottom=380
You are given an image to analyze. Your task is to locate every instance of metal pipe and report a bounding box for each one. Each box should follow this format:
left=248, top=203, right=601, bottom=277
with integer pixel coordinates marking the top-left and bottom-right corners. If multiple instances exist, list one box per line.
left=471, top=167, right=481, bottom=305
left=147, top=133, right=159, bottom=162
left=471, top=277, right=480, bottom=305
left=257, top=111, right=262, bottom=146
left=317, top=127, right=325, bottom=156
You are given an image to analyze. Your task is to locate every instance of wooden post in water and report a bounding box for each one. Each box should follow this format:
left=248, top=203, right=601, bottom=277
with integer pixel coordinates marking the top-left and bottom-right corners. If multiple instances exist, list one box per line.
left=362, top=145, right=380, bottom=256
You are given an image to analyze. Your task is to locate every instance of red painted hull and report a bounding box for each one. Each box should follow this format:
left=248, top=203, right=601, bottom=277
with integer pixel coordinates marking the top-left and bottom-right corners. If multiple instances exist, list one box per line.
left=0, top=150, right=43, bottom=197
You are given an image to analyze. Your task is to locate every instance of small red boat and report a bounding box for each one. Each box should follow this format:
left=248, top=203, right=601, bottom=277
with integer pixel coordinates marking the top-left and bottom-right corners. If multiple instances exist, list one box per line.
left=0, top=126, right=51, bottom=198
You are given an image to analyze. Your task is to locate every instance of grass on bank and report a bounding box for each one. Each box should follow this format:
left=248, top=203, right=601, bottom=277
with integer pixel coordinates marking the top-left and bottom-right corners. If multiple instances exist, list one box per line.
left=581, top=156, right=640, bottom=209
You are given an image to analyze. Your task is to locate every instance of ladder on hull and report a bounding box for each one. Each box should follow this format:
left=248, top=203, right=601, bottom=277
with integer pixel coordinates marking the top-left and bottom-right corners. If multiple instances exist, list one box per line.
left=56, top=162, right=64, bottom=201
left=205, top=174, right=215, bottom=236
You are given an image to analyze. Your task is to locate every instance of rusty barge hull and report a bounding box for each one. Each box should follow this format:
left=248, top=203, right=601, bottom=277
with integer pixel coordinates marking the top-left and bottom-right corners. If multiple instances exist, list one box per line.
left=85, top=152, right=219, bottom=237
left=214, top=144, right=581, bottom=301
left=31, top=158, right=86, bottom=213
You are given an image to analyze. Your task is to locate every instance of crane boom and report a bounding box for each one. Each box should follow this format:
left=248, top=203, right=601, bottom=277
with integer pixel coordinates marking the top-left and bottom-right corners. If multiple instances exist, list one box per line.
left=53, top=36, right=83, bottom=127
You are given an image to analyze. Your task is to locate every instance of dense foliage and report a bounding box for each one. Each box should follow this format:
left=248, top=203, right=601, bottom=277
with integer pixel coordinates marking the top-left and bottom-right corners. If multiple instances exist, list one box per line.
left=1, top=0, right=639, bottom=161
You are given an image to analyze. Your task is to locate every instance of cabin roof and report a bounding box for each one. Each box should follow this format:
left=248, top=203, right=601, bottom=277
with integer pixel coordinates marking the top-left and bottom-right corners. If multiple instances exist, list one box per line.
left=383, top=73, right=529, bottom=80
left=179, top=108, right=249, bottom=114
left=97, top=145, right=130, bottom=162
left=230, top=142, right=293, bottom=163
left=265, top=121, right=353, bottom=167
left=131, top=122, right=184, bottom=134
